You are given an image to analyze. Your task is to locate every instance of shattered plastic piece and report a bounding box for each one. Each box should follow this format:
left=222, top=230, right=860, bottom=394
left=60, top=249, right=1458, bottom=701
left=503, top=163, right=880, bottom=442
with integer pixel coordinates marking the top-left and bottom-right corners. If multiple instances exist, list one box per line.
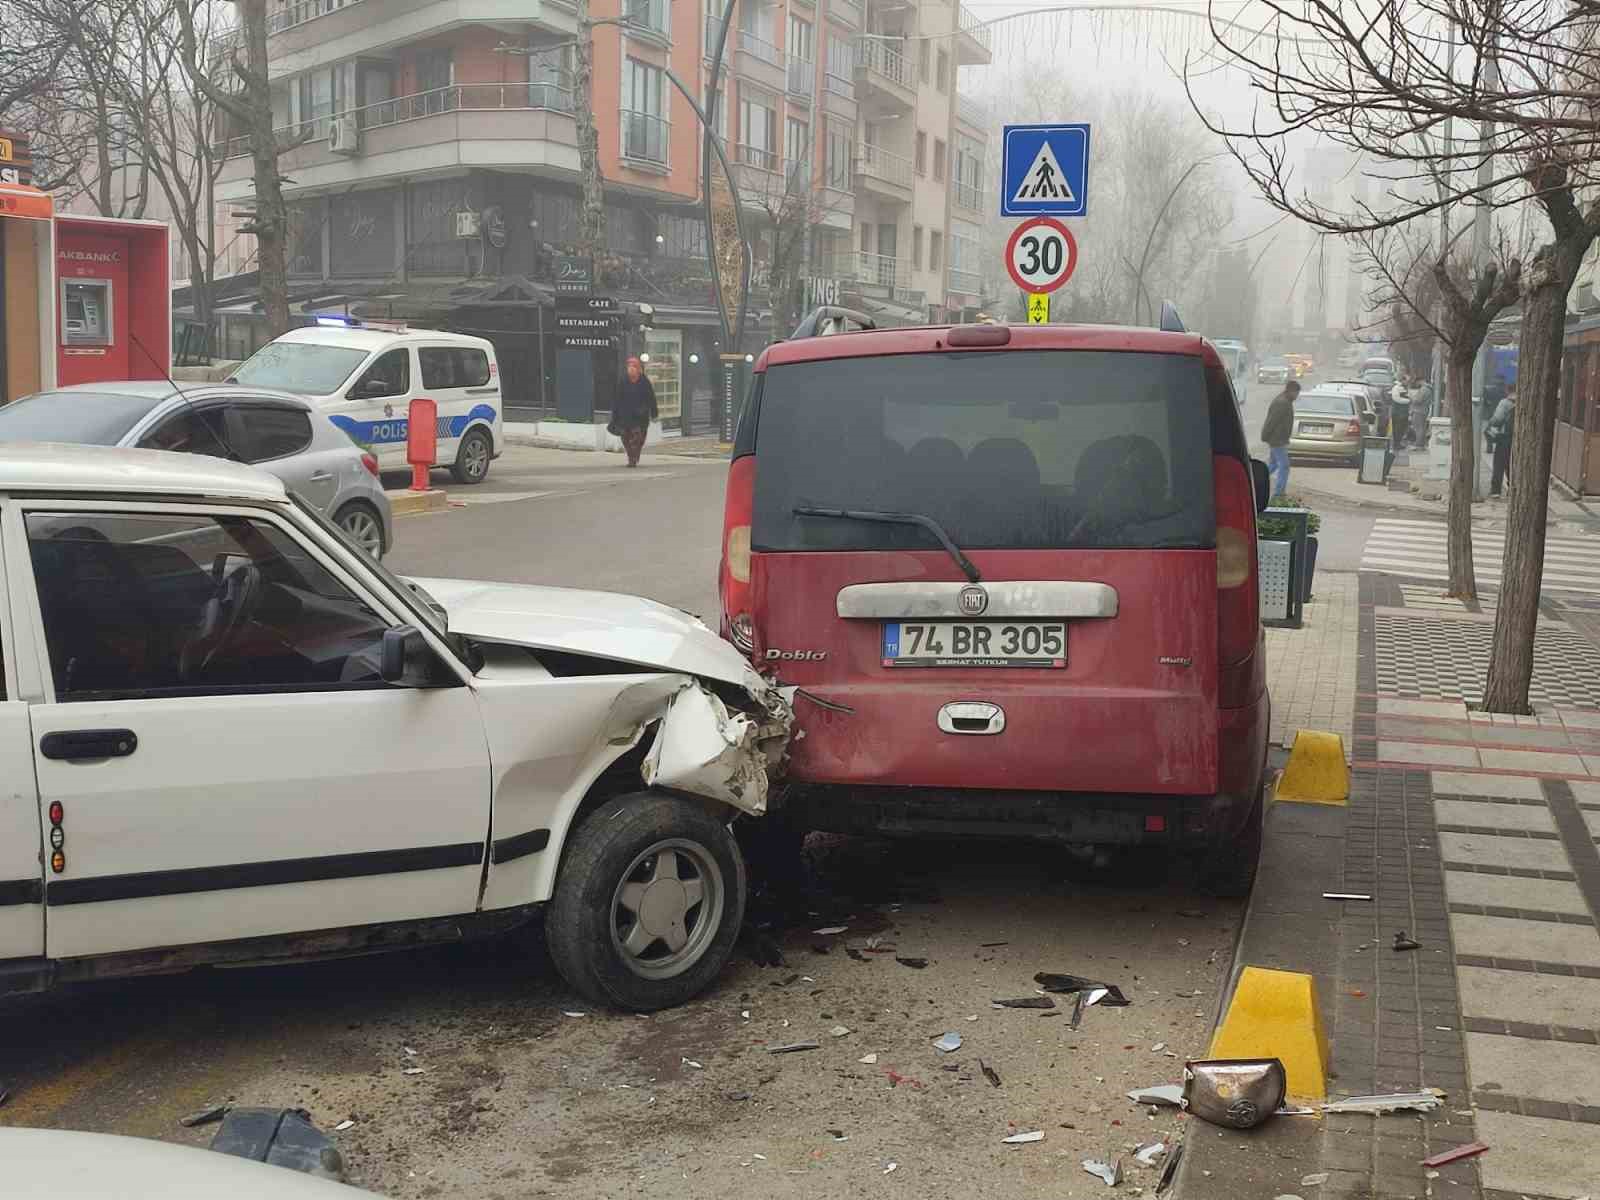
left=884, top=1067, right=924, bottom=1089
left=1321, top=1090, right=1443, bottom=1115
left=1134, top=1141, right=1167, bottom=1167
left=727, top=1091, right=752, bottom=1102
left=884, top=1162, right=898, bottom=1174
left=934, top=1032, right=963, bottom=1052
left=333, top=1120, right=355, bottom=1132
left=641, top=681, right=784, bottom=813
left=992, top=996, right=1055, bottom=1009
left=1003, top=1130, right=1045, bottom=1144
left=562, top=1011, right=587, bottom=1018
left=1420, top=1142, right=1488, bottom=1168
left=768, top=1042, right=822, bottom=1054
left=1300, top=1173, right=1329, bottom=1185
left=829, top=1025, right=851, bottom=1038
left=180, top=1103, right=232, bottom=1129
left=813, top=926, right=849, bottom=935
left=211, top=1108, right=347, bottom=1182
left=1126, top=1084, right=1184, bottom=1107
left=1151, top=1042, right=1166, bottom=1053
left=1034, top=972, right=1099, bottom=993
left=858, top=1053, right=879, bottom=1065
left=896, top=956, right=928, bottom=969
left=1393, top=930, right=1421, bottom=951
left=1322, top=892, right=1371, bottom=901
left=965, top=1014, right=979, bottom=1022
left=1082, top=1157, right=1123, bottom=1186
left=403, top=1047, right=417, bottom=1058
left=1276, top=1106, right=1316, bottom=1116
left=681, top=1058, right=704, bottom=1069
left=980, top=1059, right=1001, bottom=1088
left=402, top=1068, right=426, bottom=1076
left=1182, top=1059, right=1287, bottom=1129
left=1156, top=1144, right=1182, bottom=1195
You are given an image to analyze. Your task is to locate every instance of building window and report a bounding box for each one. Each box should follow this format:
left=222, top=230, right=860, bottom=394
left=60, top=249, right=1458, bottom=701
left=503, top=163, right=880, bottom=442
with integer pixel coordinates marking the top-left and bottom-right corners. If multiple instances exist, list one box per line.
left=658, top=213, right=706, bottom=258
left=933, top=138, right=946, bottom=182
left=825, top=34, right=854, bottom=98
left=622, top=59, right=667, bottom=163
left=739, top=0, right=777, bottom=62
left=631, top=0, right=669, bottom=37
left=785, top=116, right=810, bottom=170
left=788, top=15, right=814, bottom=60
left=918, top=39, right=930, bottom=82
left=936, top=48, right=949, bottom=92
left=915, top=130, right=926, bottom=175
left=912, top=225, right=923, bottom=269
left=643, top=328, right=682, bottom=424
left=930, top=230, right=942, bottom=271
left=824, top=119, right=851, bottom=189
left=740, top=88, right=778, bottom=169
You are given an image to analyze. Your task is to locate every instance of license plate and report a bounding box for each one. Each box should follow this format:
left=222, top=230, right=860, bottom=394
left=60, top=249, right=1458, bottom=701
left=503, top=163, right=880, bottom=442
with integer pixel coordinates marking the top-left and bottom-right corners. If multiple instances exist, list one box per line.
left=1300, top=422, right=1333, bottom=435
left=882, top=621, right=1067, bottom=668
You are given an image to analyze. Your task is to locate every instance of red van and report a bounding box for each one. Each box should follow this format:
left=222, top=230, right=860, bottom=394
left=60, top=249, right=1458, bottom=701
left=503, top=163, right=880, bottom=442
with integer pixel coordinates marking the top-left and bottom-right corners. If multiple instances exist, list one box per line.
left=719, top=320, right=1272, bottom=894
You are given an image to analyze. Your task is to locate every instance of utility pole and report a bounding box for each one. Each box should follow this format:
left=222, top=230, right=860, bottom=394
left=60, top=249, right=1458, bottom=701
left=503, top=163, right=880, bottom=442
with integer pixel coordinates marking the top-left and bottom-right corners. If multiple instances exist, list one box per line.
left=1431, top=22, right=1455, bottom=450
left=1469, top=47, right=1499, bottom=501
left=573, top=0, right=605, bottom=271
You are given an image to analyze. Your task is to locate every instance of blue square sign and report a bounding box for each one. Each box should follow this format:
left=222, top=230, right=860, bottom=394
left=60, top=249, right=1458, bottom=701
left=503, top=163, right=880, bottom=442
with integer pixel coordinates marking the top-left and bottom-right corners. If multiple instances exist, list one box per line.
left=1001, top=124, right=1090, bottom=217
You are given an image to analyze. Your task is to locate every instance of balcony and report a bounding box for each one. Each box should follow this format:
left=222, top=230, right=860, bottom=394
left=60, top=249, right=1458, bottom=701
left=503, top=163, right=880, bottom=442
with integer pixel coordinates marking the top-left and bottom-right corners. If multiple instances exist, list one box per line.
left=948, top=266, right=983, bottom=297
left=955, top=94, right=989, bottom=132
left=214, top=83, right=579, bottom=195
left=857, top=250, right=904, bottom=290
left=622, top=110, right=669, bottom=167
left=259, top=0, right=578, bottom=73
left=269, top=0, right=366, bottom=35
left=952, top=178, right=982, bottom=213
left=628, top=0, right=671, bottom=43
left=854, top=141, right=913, bottom=201
left=739, top=28, right=780, bottom=66
left=829, top=0, right=862, bottom=27
left=787, top=54, right=815, bottom=99
left=957, top=4, right=993, bottom=64
left=854, top=39, right=915, bottom=110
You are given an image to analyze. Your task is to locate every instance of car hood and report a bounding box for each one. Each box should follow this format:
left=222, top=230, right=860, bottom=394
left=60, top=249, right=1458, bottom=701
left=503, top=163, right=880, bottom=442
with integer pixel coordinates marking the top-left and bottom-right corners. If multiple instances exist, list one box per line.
left=406, top=576, right=767, bottom=695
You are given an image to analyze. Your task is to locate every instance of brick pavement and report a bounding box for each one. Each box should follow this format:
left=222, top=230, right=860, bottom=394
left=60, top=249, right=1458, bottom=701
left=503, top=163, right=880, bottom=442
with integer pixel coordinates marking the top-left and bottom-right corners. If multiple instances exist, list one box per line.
left=1267, top=570, right=1358, bottom=760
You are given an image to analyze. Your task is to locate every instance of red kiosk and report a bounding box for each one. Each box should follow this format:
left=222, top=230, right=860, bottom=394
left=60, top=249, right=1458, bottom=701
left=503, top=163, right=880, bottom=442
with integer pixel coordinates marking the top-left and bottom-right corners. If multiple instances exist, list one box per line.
left=53, top=213, right=169, bottom=387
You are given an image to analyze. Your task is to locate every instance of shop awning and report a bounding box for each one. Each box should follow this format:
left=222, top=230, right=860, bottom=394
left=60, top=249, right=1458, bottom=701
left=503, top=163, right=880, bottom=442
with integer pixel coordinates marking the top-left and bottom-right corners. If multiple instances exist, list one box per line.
left=0, top=182, right=52, bottom=221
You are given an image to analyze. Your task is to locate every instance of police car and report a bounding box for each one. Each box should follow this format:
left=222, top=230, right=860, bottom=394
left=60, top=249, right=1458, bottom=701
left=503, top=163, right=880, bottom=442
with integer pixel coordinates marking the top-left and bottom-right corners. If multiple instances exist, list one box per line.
left=232, top=321, right=503, bottom=483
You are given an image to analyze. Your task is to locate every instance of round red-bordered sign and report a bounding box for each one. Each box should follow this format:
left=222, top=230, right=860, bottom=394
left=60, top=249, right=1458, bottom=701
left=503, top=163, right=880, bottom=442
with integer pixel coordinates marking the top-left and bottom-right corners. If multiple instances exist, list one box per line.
left=1005, top=217, right=1078, bottom=294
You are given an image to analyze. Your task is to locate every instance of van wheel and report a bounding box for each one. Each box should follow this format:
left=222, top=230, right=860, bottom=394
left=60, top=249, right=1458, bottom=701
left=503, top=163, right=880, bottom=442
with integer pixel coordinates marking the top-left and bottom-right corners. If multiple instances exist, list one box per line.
left=1198, top=771, right=1265, bottom=899
left=451, top=428, right=492, bottom=485
left=546, top=792, right=746, bottom=1012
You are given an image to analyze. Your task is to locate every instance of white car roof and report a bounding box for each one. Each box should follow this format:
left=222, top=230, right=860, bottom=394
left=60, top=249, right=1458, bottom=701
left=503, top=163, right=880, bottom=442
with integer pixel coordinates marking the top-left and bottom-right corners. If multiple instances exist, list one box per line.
left=273, top=326, right=495, bottom=353
left=0, top=443, right=289, bottom=503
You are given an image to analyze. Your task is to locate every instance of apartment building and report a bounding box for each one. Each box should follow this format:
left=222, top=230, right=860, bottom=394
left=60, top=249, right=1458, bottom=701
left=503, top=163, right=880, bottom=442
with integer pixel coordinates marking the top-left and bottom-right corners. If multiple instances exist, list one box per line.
left=213, top=0, right=991, bottom=426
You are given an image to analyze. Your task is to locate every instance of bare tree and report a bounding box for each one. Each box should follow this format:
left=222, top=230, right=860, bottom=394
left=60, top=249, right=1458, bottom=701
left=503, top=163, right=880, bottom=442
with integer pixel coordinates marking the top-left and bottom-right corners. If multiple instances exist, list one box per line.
left=744, top=161, right=851, bottom=334
left=1194, top=0, right=1600, bottom=712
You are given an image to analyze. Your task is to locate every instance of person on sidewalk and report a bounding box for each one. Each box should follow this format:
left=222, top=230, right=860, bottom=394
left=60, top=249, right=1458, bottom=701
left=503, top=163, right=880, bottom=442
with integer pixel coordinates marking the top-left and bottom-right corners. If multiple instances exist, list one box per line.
left=1390, top=374, right=1413, bottom=451
left=1261, top=379, right=1299, bottom=497
left=613, top=355, right=658, bottom=468
left=1411, top=374, right=1434, bottom=447
left=1486, top=390, right=1515, bottom=498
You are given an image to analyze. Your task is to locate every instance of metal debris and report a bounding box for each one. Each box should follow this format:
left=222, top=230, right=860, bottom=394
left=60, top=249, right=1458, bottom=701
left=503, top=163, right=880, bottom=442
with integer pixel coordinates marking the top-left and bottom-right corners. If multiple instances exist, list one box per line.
left=1127, top=1085, right=1184, bottom=1107
left=1150, top=1042, right=1167, bottom=1053
left=829, top=1025, right=851, bottom=1038
left=933, top=1032, right=963, bottom=1053
left=1082, top=1157, right=1123, bottom=1186
left=980, top=941, right=1009, bottom=947
left=333, top=1120, right=355, bottom=1132
left=562, top=1011, right=587, bottom=1018
left=1420, top=1142, right=1488, bottom=1168
left=1034, top=971, right=1098, bottom=993
left=895, top=956, right=928, bottom=969
left=813, top=925, right=849, bottom=935
left=179, top=1103, right=232, bottom=1128
left=979, top=1059, right=1001, bottom=1088
left=1134, top=1140, right=1167, bottom=1167
left=883, top=1162, right=898, bottom=1174
left=1156, top=1144, right=1183, bottom=1194
left=681, top=1058, right=704, bottom=1069
left=1322, top=892, right=1371, bottom=901
left=1393, top=930, right=1421, bottom=951
left=1301, top=1173, right=1329, bottom=1185
left=1183, top=1059, right=1286, bottom=1129
left=1003, top=1130, right=1045, bottom=1144
left=1322, top=1090, right=1444, bottom=1115
left=402, top=1068, right=426, bottom=1076
left=992, top=996, right=1055, bottom=1009
left=768, top=1042, right=822, bottom=1054
left=858, top=1053, right=879, bottom=1065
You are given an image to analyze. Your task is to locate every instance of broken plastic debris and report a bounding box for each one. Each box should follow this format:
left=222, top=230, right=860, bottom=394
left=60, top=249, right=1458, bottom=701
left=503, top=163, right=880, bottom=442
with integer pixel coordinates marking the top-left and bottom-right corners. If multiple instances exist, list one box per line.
left=980, top=1059, right=1001, bottom=1088
left=829, top=1025, right=851, bottom=1038
left=768, top=1041, right=821, bottom=1054
left=1134, top=1140, right=1167, bottom=1167
left=727, top=1091, right=752, bottom=1102
left=1150, top=1042, right=1167, bottom=1053
left=1301, top=1173, right=1329, bottom=1186
left=403, top=1047, right=417, bottom=1058
left=1082, top=1157, right=1123, bottom=1186
left=895, top=956, right=928, bottom=969
left=333, top=1120, right=355, bottom=1132
left=402, top=1067, right=426, bottom=1076
left=562, top=1011, right=587, bottom=1018
left=813, top=926, right=848, bottom=935
left=883, top=1162, right=898, bottom=1174
left=934, top=1032, right=963, bottom=1052
left=681, top=1058, right=704, bottom=1069
left=1003, top=1130, right=1045, bottom=1144
left=858, top=1053, right=878, bottom=1065
left=884, top=1067, right=924, bottom=1089
left=1182, top=1059, right=1287, bottom=1129
left=1321, top=1090, right=1443, bottom=1115
left=1393, top=930, right=1421, bottom=951
left=179, top=1103, right=232, bottom=1128
left=1420, top=1142, right=1488, bottom=1168
left=1277, top=1105, right=1317, bottom=1115
left=1156, top=1144, right=1183, bottom=1194
left=965, top=1014, right=979, bottom=1022
left=992, top=996, right=1055, bottom=1009
left=1127, top=1084, right=1184, bottom=1107
left=1322, top=892, right=1371, bottom=901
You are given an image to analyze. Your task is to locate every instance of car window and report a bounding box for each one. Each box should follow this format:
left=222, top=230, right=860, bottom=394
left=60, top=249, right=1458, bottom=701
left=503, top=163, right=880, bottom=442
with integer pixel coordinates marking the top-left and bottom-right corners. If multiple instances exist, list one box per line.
left=1296, top=394, right=1355, bottom=416
left=0, top=390, right=159, bottom=444
left=455, top=348, right=491, bottom=387
left=234, top=404, right=313, bottom=462
left=26, top=511, right=397, bottom=701
left=419, top=348, right=458, bottom=389
left=234, top=342, right=369, bottom=394
left=352, top=348, right=410, bottom=398
left=139, top=408, right=236, bottom=459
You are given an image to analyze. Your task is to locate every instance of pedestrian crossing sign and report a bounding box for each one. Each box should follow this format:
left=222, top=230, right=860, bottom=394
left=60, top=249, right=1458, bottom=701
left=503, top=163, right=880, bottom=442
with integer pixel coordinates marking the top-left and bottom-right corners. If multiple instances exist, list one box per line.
left=1027, top=293, right=1050, bottom=324
left=1001, top=124, right=1090, bottom=217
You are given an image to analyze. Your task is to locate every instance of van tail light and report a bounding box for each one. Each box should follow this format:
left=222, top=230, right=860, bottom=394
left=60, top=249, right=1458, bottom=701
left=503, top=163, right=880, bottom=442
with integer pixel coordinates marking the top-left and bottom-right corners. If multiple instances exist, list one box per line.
left=720, top=455, right=756, bottom=653
left=1214, top=453, right=1262, bottom=708
left=360, top=452, right=380, bottom=477
left=1345, top=419, right=1361, bottom=437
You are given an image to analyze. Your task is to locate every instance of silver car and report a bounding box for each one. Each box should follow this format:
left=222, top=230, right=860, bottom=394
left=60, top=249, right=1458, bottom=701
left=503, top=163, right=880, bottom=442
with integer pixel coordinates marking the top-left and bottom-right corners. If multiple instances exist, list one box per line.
left=0, top=382, right=394, bottom=557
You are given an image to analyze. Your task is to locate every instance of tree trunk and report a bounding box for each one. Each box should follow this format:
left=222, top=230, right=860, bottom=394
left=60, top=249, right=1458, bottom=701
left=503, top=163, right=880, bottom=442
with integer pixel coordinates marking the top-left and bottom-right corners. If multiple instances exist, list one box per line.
left=1481, top=236, right=1588, bottom=712
left=236, top=0, right=289, bottom=335
left=573, top=0, right=605, bottom=270
left=1444, top=349, right=1478, bottom=598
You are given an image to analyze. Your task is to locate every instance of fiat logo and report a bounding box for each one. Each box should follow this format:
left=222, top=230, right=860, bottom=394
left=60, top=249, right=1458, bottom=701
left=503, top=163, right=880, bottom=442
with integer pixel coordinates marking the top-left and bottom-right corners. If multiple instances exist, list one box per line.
left=957, top=584, right=988, bottom=616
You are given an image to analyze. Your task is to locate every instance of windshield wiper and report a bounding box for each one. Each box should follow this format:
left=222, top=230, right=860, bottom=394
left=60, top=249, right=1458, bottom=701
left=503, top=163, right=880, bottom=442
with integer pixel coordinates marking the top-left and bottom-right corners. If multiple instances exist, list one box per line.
left=794, top=505, right=981, bottom=583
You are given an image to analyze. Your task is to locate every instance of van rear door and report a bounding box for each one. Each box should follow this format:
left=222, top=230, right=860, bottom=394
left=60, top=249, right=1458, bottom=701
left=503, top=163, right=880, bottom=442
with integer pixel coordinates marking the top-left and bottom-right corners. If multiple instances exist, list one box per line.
left=745, top=346, right=1220, bottom=796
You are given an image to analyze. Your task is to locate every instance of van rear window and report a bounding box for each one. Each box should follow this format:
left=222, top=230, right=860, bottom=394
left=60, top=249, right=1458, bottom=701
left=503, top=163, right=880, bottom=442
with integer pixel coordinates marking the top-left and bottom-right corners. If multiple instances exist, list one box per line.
left=751, top=349, right=1216, bottom=552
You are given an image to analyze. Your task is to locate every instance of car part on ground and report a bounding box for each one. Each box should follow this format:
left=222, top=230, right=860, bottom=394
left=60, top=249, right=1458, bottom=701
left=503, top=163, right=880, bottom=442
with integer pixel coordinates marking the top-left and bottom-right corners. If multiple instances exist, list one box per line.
left=1181, top=1058, right=1287, bottom=1129
left=209, top=1108, right=346, bottom=1182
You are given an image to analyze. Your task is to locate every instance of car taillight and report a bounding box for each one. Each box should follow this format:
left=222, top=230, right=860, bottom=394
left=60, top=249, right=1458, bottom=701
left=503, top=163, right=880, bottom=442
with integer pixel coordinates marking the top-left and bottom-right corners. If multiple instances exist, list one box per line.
left=361, top=452, right=379, bottom=477
left=1345, top=419, right=1361, bottom=437
left=720, top=455, right=755, bottom=653
left=1214, top=454, right=1261, bottom=708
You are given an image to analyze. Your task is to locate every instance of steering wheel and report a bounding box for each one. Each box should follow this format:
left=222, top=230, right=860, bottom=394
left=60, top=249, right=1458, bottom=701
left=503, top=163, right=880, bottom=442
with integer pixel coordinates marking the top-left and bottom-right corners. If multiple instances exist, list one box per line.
left=181, top=561, right=263, bottom=681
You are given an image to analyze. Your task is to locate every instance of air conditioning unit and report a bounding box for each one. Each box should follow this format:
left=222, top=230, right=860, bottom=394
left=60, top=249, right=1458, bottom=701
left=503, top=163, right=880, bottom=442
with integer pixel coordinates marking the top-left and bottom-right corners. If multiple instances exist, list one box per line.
left=328, top=117, right=360, bottom=155
left=455, top=210, right=481, bottom=239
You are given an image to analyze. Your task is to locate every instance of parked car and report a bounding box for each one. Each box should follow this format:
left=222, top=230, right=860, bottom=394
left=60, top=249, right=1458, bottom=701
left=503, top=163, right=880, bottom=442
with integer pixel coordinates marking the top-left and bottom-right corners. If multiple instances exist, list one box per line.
left=1257, top=355, right=1292, bottom=384
left=1286, top=388, right=1367, bottom=465
left=0, top=445, right=791, bottom=1011
left=232, top=323, right=503, bottom=484
left=718, top=321, right=1272, bottom=895
left=1315, top=379, right=1379, bottom=428
left=0, top=383, right=394, bottom=558
left=1284, top=353, right=1314, bottom=378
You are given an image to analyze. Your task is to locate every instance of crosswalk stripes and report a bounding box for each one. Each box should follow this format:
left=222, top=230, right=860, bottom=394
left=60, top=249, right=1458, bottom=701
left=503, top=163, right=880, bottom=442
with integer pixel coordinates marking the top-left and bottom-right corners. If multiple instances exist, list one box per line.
left=1359, top=518, right=1600, bottom=594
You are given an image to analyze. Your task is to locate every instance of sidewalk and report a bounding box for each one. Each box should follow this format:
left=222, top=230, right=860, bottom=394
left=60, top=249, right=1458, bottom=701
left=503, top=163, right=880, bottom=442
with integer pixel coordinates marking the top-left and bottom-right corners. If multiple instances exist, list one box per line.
left=503, top=421, right=729, bottom=459
left=1181, top=569, right=1600, bottom=1200
left=1289, top=457, right=1599, bottom=532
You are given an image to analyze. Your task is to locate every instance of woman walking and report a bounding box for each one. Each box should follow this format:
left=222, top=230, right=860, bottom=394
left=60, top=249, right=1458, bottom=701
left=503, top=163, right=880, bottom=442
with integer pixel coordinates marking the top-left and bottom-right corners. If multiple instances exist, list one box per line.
left=614, top=355, right=658, bottom=468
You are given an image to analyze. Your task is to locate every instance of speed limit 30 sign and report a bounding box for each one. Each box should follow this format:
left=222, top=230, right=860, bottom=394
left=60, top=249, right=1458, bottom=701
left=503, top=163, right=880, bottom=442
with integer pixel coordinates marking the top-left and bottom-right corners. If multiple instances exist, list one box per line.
left=1005, top=216, right=1078, bottom=294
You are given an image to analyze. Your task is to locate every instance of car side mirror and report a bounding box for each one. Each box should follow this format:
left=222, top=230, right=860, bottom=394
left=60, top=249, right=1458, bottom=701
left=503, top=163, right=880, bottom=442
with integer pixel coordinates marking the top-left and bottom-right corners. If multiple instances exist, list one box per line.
left=1250, top=459, right=1270, bottom=513
left=381, top=625, right=439, bottom=686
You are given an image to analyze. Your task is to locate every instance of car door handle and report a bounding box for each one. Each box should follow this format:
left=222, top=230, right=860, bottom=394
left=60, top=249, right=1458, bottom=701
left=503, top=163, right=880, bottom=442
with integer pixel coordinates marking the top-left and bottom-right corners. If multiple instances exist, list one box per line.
left=40, top=729, right=138, bottom=761
left=309, top=471, right=333, bottom=482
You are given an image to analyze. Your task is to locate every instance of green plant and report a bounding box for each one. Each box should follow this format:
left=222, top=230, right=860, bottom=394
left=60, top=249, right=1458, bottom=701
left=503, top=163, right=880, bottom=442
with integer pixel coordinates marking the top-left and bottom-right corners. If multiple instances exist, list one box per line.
left=1258, top=493, right=1321, bottom=538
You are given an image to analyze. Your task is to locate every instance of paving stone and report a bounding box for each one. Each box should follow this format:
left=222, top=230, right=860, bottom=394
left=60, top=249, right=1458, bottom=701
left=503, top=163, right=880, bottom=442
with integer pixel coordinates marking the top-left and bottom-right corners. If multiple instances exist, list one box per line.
left=1435, top=797, right=1557, bottom=832
left=1444, top=870, right=1591, bottom=916
left=1479, top=746, right=1590, bottom=773
left=1451, top=913, right=1600, bottom=966
left=1432, top=770, right=1549, bottom=799
left=1438, top=831, right=1574, bottom=872
left=1379, top=698, right=1470, bottom=719
left=1570, top=778, right=1600, bottom=803
left=1560, top=709, right=1600, bottom=731
left=1474, top=1109, right=1600, bottom=1199
left=1465, top=1033, right=1600, bottom=1105
left=1378, top=739, right=1481, bottom=767
left=1456, top=969, right=1600, bottom=1031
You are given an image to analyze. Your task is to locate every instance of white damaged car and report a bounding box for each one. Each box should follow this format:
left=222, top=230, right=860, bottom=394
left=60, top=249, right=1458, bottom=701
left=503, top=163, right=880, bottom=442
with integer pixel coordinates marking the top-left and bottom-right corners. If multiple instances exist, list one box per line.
left=0, top=445, right=790, bottom=1011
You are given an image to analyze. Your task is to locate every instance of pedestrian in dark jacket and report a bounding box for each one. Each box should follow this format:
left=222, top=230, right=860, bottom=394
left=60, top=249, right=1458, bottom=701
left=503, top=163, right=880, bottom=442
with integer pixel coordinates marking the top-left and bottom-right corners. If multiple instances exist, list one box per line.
left=1260, top=380, right=1299, bottom=497
left=614, top=355, right=658, bottom=468
left=1486, top=393, right=1514, bottom=498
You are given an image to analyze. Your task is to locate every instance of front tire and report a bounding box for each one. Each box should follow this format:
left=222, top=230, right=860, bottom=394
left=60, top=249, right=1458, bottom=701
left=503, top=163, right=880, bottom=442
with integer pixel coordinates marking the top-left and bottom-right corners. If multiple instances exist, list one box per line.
left=546, top=792, right=746, bottom=1012
left=451, top=427, right=493, bottom=485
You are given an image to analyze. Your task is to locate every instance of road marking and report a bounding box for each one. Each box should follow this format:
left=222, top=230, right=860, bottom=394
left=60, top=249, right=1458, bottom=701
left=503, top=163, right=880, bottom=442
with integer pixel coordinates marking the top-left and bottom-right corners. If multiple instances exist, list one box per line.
left=1360, top=519, right=1600, bottom=594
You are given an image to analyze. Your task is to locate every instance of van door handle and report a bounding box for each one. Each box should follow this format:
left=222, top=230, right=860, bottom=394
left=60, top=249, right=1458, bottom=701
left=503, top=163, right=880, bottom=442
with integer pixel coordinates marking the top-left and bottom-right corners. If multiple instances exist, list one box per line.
left=465, top=387, right=500, bottom=395
left=40, top=729, right=138, bottom=761
left=309, top=471, right=333, bottom=482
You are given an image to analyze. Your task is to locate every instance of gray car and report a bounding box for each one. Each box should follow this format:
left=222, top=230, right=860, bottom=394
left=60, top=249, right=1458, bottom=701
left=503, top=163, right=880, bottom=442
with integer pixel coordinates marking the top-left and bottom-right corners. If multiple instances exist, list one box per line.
left=0, top=382, right=394, bottom=557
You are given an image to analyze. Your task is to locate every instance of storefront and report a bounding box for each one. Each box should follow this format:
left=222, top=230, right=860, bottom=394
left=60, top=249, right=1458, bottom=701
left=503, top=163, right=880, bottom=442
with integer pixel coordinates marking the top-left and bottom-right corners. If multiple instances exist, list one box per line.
left=1558, top=316, right=1600, bottom=495
left=0, top=130, right=55, bottom=403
